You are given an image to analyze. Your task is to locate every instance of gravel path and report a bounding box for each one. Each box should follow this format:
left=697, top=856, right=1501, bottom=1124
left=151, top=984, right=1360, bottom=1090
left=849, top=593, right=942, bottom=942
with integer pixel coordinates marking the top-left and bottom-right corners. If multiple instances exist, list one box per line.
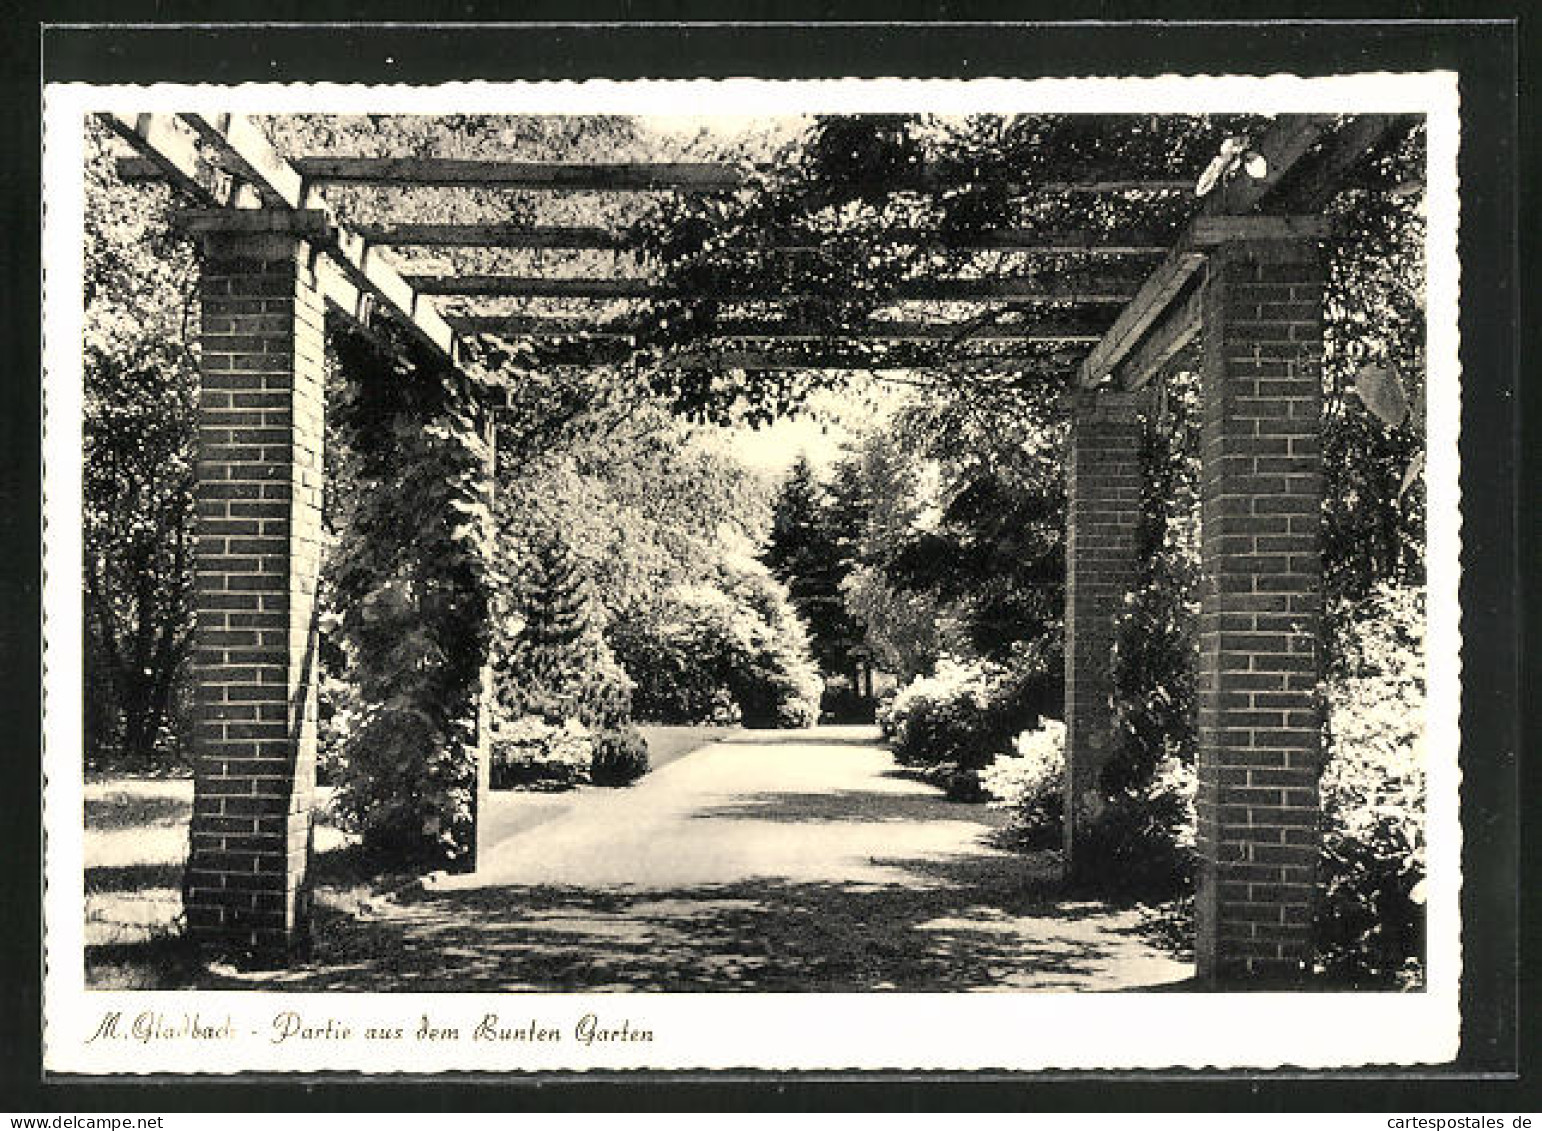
left=231, top=725, right=1190, bottom=992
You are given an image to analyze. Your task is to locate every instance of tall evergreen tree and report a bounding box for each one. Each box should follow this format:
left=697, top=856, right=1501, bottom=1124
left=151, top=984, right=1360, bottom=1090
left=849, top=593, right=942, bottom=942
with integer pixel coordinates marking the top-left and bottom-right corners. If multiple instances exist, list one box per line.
left=762, top=455, right=865, bottom=686
left=494, top=531, right=632, bottom=732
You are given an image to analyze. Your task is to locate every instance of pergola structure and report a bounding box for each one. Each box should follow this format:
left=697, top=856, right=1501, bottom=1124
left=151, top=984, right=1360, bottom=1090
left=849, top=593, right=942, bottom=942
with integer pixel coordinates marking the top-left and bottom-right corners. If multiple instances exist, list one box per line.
left=105, top=110, right=1412, bottom=984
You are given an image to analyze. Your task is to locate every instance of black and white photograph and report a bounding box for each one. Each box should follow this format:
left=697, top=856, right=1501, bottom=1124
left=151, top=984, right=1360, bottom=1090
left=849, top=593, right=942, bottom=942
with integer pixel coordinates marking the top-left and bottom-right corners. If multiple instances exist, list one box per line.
left=39, top=66, right=1472, bottom=1075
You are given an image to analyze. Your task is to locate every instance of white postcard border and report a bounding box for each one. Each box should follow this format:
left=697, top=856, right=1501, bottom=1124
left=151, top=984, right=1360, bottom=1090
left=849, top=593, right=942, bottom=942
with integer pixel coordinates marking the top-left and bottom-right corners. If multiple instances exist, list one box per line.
left=42, top=72, right=1463, bottom=1074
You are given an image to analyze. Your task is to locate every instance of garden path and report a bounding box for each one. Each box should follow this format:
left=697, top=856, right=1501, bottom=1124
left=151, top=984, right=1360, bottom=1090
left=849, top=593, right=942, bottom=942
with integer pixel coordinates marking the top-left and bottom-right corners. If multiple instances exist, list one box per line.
left=227, top=725, right=1190, bottom=992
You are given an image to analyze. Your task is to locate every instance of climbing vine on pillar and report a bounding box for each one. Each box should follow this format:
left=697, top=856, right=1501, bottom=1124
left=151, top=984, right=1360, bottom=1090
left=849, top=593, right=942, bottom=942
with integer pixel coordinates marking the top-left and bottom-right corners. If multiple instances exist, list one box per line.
left=327, top=323, right=496, bottom=862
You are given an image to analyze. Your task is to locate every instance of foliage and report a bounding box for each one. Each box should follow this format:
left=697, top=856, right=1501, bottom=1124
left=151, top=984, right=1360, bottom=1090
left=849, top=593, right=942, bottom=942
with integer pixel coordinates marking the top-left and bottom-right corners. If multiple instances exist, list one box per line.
left=610, top=559, right=822, bottom=728
left=875, top=397, right=1069, bottom=663
left=878, top=645, right=1056, bottom=773
left=1075, top=758, right=1198, bottom=898
left=1108, top=370, right=1202, bottom=800
left=325, top=325, right=495, bottom=861
left=589, top=726, right=652, bottom=787
left=491, top=530, right=634, bottom=742
left=981, top=721, right=1066, bottom=849
left=1316, top=583, right=1427, bottom=987
left=832, top=427, right=952, bottom=682
left=1321, top=126, right=1428, bottom=598
left=763, top=455, right=867, bottom=686
left=81, top=119, right=200, bottom=769
left=490, top=715, right=593, bottom=790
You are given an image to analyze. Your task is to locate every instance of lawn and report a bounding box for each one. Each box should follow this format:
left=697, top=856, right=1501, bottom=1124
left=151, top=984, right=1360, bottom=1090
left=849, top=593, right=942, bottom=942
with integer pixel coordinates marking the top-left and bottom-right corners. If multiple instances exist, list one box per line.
left=82, top=724, right=737, bottom=987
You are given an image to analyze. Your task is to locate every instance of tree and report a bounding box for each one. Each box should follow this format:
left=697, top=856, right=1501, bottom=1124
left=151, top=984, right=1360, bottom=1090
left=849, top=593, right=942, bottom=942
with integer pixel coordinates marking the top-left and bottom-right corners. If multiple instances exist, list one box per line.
left=493, top=530, right=633, bottom=734
left=82, top=119, right=200, bottom=768
left=762, top=455, right=865, bottom=686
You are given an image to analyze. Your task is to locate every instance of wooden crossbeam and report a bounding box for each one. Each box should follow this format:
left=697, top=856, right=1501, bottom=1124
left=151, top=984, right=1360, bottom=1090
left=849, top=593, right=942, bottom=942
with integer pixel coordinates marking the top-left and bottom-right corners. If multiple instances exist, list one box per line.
left=1113, top=283, right=1204, bottom=389
left=358, top=223, right=632, bottom=250
left=104, top=114, right=264, bottom=210
left=351, top=221, right=1173, bottom=255
left=108, top=112, right=462, bottom=364
left=446, top=313, right=1111, bottom=342
left=1204, top=115, right=1333, bottom=216
left=410, top=273, right=1141, bottom=303
left=495, top=345, right=1077, bottom=374
left=285, top=156, right=1195, bottom=195
left=1071, top=250, right=1207, bottom=385
left=121, top=155, right=1194, bottom=196
left=1078, top=115, right=1339, bottom=389
left=1269, top=114, right=1411, bottom=212
left=293, top=158, right=749, bottom=191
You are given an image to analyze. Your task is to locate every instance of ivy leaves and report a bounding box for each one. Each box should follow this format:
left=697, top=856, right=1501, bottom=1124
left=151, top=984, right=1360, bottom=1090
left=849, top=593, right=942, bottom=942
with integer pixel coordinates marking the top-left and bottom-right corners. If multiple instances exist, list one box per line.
left=327, top=324, right=495, bottom=861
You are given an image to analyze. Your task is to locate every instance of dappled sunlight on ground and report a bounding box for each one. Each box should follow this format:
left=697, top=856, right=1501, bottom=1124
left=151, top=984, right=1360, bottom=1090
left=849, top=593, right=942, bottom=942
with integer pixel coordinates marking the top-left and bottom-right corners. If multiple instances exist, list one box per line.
left=193, top=725, right=1190, bottom=993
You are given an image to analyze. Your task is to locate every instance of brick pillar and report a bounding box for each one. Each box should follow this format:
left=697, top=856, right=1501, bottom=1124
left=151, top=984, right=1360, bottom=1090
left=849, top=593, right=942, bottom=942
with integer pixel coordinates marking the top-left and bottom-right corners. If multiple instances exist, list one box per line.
left=1195, top=238, right=1325, bottom=983
left=1063, top=388, right=1144, bottom=868
left=468, top=406, right=497, bottom=871
left=185, top=229, right=325, bottom=959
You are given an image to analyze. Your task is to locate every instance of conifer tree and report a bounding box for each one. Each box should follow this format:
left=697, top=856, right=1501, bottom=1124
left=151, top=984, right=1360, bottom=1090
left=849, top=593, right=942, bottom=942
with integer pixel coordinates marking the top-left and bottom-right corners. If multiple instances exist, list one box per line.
left=495, top=531, right=632, bottom=731
left=763, top=455, right=865, bottom=686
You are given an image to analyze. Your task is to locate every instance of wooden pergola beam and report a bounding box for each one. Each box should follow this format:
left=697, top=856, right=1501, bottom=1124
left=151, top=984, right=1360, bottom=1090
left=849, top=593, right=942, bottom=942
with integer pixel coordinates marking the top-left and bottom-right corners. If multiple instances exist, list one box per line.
left=1204, top=114, right=1334, bottom=216
left=1078, top=115, right=1340, bottom=389
left=1270, top=114, right=1411, bottom=212
left=351, top=221, right=1173, bottom=255
left=411, top=273, right=1141, bottom=303
left=1113, top=283, right=1204, bottom=389
left=120, top=155, right=1195, bottom=196
left=285, top=156, right=1196, bottom=195
left=103, top=114, right=264, bottom=210
left=447, top=313, right=1111, bottom=342
left=108, top=113, right=463, bottom=364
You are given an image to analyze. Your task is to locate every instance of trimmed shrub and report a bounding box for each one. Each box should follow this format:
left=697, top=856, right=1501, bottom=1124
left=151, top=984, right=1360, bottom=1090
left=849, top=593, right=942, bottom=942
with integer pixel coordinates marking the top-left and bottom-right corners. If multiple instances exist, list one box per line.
left=490, top=715, right=593, bottom=789
left=590, top=726, right=652, bottom=787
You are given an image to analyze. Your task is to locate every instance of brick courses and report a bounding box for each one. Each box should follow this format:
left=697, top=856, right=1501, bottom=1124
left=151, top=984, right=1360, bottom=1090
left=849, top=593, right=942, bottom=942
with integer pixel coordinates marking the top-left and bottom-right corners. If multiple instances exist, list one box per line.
left=185, top=231, right=325, bottom=958
left=1195, top=239, right=1326, bottom=983
left=1063, top=388, right=1144, bottom=866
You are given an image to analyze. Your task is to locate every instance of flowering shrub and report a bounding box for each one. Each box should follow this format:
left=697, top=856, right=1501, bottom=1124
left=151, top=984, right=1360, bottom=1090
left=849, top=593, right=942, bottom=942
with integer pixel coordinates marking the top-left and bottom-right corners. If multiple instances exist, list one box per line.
left=490, top=715, right=593, bottom=789
left=610, top=568, right=822, bottom=729
left=1317, top=583, right=1426, bottom=987
left=878, top=653, right=1048, bottom=772
left=981, top=720, right=1066, bottom=848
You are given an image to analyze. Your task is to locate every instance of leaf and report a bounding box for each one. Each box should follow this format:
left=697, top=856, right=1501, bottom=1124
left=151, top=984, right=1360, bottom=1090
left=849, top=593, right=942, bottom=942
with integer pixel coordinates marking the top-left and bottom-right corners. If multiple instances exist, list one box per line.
left=1353, top=363, right=1409, bottom=429
left=1397, top=450, right=1426, bottom=502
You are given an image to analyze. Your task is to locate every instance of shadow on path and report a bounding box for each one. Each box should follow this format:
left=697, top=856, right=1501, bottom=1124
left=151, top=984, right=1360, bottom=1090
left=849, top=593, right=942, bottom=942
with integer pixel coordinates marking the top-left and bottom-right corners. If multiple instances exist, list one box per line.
left=199, top=847, right=1185, bottom=993
left=164, top=726, right=1191, bottom=993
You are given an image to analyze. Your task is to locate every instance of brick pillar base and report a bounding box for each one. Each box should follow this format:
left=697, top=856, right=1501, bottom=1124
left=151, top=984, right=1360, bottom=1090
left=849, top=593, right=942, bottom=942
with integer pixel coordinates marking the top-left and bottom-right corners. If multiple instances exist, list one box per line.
left=1063, top=388, right=1144, bottom=870
left=1195, top=238, right=1326, bottom=984
left=185, top=229, right=324, bottom=960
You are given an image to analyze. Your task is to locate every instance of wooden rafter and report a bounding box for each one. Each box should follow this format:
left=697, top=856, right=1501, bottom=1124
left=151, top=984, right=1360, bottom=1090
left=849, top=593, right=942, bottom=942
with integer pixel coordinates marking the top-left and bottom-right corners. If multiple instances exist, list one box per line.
left=446, top=313, right=1111, bottom=342
left=1077, top=115, right=1342, bottom=389
left=1269, top=114, right=1412, bottom=212
left=411, top=273, right=1142, bottom=303
left=351, top=221, right=1173, bottom=255
left=119, top=155, right=1196, bottom=195
left=103, top=114, right=264, bottom=210
left=1112, top=284, right=1204, bottom=389
left=105, top=112, right=462, bottom=365
left=284, top=156, right=1196, bottom=195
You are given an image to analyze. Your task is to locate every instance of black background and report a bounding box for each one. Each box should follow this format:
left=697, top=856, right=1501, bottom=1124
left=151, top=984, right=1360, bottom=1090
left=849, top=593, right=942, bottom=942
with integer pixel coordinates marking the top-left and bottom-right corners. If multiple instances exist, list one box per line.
left=5, top=6, right=1528, bottom=1112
